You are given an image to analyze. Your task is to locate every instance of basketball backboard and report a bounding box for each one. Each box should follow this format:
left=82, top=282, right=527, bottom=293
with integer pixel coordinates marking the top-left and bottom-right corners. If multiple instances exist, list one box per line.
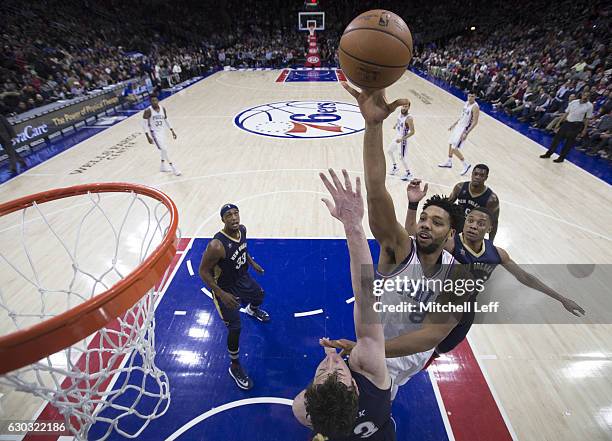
left=298, top=12, right=325, bottom=31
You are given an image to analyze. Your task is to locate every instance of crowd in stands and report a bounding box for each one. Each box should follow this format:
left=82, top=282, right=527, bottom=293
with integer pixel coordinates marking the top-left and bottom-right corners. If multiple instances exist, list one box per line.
left=412, top=0, right=611, bottom=160
left=1, top=0, right=610, bottom=162
left=0, top=0, right=520, bottom=117
left=1, top=0, right=334, bottom=116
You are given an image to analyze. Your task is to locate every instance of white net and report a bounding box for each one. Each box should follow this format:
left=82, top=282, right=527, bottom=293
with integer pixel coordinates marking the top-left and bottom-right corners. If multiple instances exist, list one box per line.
left=0, top=187, right=178, bottom=440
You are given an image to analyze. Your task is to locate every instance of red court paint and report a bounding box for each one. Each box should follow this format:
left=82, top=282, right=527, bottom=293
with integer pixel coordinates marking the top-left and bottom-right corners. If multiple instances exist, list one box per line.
left=433, top=340, right=514, bottom=441
left=275, top=69, right=290, bottom=82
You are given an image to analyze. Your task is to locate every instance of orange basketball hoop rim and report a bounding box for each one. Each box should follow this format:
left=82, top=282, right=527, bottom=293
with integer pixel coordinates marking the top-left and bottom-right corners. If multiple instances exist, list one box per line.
left=0, top=183, right=179, bottom=375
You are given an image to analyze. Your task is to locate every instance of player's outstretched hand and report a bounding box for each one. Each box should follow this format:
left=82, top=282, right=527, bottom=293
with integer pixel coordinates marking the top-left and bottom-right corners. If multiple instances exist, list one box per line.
left=340, top=81, right=408, bottom=125
left=171, top=129, right=177, bottom=140
left=320, top=338, right=356, bottom=357
left=320, top=168, right=364, bottom=227
left=407, top=178, right=428, bottom=203
left=561, top=298, right=586, bottom=317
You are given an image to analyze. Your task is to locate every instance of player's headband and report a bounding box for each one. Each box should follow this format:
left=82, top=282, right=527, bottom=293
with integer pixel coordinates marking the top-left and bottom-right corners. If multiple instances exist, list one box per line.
left=220, top=203, right=238, bottom=219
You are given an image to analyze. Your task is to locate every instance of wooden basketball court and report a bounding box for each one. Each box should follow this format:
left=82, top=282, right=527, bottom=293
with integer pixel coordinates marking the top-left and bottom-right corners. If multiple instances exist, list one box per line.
left=1, top=70, right=611, bottom=440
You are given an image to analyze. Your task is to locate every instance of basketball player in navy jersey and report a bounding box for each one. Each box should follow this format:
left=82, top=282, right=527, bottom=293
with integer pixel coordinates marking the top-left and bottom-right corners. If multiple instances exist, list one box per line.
left=293, top=169, right=395, bottom=441
left=448, top=164, right=499, bottom=241
left=404, top=189, right=585, bottom=355
left=199, top=204, right=270, bottom=390
left=339, top=81, right=468, bottom=399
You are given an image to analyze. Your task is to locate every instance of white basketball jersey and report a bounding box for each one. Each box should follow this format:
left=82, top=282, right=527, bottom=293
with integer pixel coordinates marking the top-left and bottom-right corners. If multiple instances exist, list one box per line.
left=458, top=102, right=476, bottom=128
left=396, top=113, right=410, bottom=138
left=379, top=237, right=456, bottom=339
left=148, top=106, right=166, bottom=134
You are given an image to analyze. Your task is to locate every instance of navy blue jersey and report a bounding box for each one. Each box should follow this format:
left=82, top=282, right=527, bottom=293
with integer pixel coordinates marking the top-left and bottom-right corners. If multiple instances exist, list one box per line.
left=453, top=233, right=502, bottom=283
left=456, top=182, right=493, bottom=216
left=331, top=369, right=395, bottom=441
left=213, top=225, right=248, bottom=289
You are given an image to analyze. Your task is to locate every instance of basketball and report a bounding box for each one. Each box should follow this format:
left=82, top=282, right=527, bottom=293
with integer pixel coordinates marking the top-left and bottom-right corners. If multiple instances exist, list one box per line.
left=338, top=9, right=413, bottom=89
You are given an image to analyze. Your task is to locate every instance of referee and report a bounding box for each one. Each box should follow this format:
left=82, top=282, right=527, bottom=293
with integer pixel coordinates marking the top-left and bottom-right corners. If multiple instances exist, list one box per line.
left=540, top=91, right=593, bottom=163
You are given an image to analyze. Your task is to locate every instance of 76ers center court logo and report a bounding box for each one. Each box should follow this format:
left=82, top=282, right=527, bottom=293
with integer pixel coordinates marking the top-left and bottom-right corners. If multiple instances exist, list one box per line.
left=234, top=101, right=364, bottom=139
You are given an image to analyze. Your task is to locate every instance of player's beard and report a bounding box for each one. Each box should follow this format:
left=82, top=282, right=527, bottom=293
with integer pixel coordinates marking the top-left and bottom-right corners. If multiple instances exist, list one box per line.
left=416, top=236, right=445, bottom=255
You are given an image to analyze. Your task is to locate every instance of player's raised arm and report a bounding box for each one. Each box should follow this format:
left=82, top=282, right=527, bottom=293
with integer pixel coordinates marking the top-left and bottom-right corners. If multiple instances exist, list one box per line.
left=403, top=179, right=428, bottom=235
left=319, top=169, right=387, bottom=385
left=340, top=82, right=411, bottom=264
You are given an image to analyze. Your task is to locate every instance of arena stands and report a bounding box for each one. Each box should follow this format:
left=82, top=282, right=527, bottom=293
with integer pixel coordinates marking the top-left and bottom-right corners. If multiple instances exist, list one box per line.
left=1, top=0, right=610, bottom=161
left=413, top=0, right=611, bottom=159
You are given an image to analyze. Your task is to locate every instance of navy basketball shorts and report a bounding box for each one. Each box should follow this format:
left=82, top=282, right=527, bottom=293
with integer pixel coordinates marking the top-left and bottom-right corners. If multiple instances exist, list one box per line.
left=213, top=273, right=264, bottom=331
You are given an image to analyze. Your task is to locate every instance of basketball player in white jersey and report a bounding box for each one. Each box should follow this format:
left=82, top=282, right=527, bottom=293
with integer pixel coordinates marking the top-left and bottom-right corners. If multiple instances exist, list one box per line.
left=142, top=96, right=181, bottom=176
left=439, top=93, right=480, bottom=176
left=386, top=101, right=415, bottom=181
left=339, top=82, right=467, bottom=399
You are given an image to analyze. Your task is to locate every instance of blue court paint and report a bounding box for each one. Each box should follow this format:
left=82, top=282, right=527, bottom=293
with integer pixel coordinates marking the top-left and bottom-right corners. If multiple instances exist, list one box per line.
left=94, top=238, right=450, bottom=441
left=410, top=68, right=612, bottom=185
left=285, top=69, right=339, bottom=82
